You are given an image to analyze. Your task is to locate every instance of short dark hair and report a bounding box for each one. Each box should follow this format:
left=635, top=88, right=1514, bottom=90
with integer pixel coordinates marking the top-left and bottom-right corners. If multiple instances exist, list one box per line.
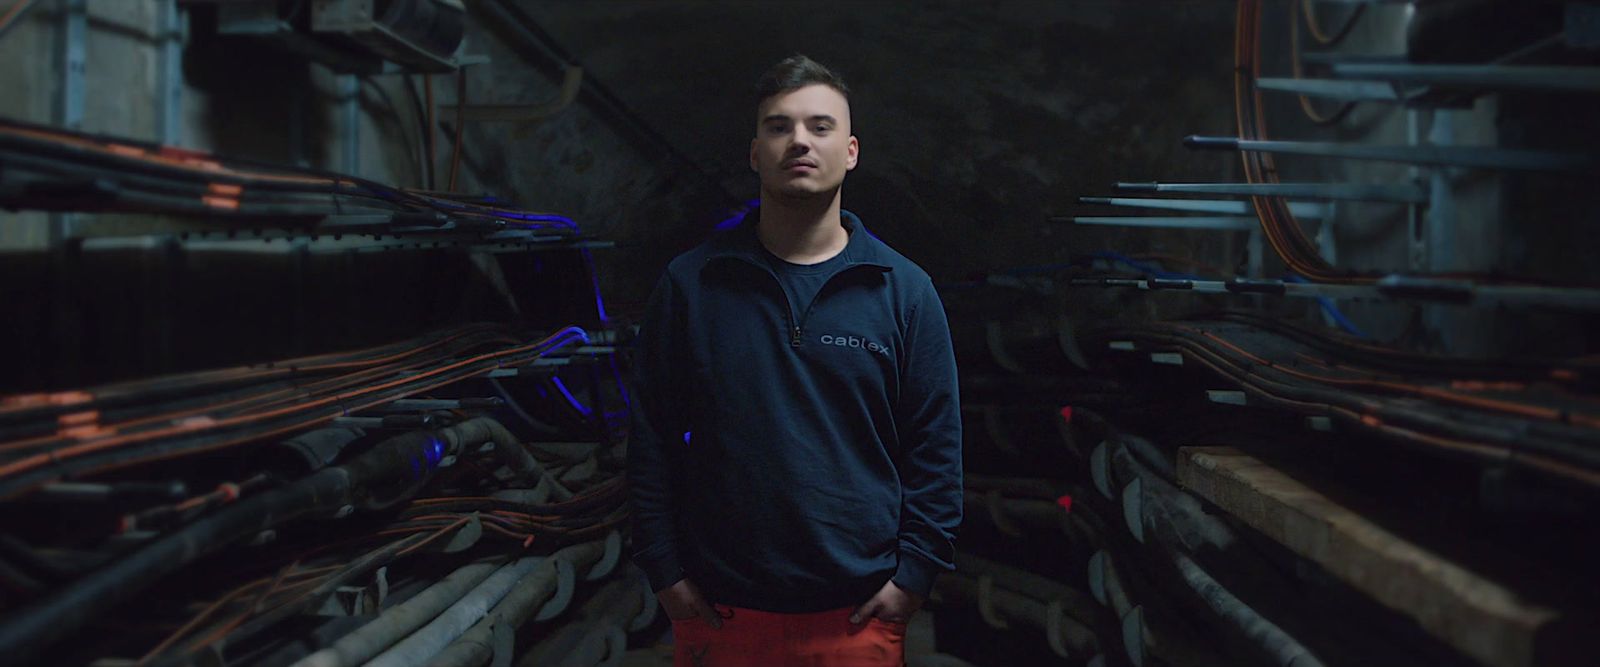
left=754, top=55, right=849, bottom=108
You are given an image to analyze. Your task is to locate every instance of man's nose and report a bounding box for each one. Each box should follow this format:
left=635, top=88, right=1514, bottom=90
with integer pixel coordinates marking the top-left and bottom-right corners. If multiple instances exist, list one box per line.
left=788, top=127, right=814, bottom=152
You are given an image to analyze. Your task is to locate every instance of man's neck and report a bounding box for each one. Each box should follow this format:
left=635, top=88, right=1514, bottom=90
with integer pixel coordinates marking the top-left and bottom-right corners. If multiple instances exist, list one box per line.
left=756, top=190, right=849, bottom=265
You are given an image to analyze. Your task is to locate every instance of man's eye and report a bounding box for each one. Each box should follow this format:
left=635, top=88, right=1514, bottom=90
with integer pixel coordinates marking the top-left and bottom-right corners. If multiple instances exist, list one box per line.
left=815, top=125, right=832, bottom=134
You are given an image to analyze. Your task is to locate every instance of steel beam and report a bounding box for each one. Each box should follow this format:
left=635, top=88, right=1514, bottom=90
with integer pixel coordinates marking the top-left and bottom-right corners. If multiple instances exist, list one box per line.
left=55, top=0, right=85, bottom=131
left=158, top=1, right=184, bottom=145
left=339, top=74, right=360, bottom=175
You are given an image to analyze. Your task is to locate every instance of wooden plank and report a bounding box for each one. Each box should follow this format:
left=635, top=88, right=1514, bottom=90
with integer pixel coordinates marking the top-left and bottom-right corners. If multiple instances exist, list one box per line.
left=1177, top=446, right=1562, bottom=667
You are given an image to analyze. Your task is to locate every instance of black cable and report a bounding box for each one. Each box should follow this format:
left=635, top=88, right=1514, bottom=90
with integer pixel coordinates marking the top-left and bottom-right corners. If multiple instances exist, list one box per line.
left=0, top=556, right=43, bottom=596
left=1086, top=325, right=1600, bottom=479
left=1212, top=311, right=1594, bottom=385
left=148, top=532, right=428, bottom=667
left=0, top=356, right=481, bottom=498
left=0, top=324, right=505, bottom=434
left=0, top=118, right=576, bottom=230
left=0, top=429, right=447, bottom=666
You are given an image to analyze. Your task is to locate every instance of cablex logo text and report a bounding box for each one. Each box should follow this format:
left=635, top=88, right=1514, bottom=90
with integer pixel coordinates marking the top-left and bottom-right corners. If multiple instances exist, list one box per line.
left=819, top=334, right=889, bottom=355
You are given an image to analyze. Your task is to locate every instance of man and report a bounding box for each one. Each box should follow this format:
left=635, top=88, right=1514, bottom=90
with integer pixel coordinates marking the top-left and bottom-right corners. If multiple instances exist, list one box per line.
left=629, top=55, right=962, bottom=667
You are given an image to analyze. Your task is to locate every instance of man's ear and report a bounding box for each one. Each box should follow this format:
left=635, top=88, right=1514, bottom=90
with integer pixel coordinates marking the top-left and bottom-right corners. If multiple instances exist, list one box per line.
left=846, top=135, right=860, bottom=171
left=750, top=138, right=759, bottom=172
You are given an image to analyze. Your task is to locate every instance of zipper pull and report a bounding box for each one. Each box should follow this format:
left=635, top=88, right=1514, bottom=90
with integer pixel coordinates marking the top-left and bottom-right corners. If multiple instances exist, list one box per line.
left=791, top=327, right=802, bottom=348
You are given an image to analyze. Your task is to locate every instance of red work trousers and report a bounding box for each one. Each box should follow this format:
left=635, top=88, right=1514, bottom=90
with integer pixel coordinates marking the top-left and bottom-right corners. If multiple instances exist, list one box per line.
left=671, top=605, right=906, bottom=667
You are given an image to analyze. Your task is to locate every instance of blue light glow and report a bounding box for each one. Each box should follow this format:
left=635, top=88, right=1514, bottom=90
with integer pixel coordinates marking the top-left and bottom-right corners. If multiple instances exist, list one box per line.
left=610, top=358, right=632, bottom=409
left=1088, top=252, right=1202, bottom=281
left=424, top=438, right=446, bottom=466
left=531, top=327, right=592, bottom=360
left=713, top=200, right=760, bottom=231
left=1285, top=274, right=1369, bottom=339
left=500, top=213, right=579, bottom=230
left=551, top=377, right=592, bottom=417
left=682, top=431, right=691, bottom=445
left=419, top=197, right=580, bottom=230
left=580, top=248, right=610, bottom=324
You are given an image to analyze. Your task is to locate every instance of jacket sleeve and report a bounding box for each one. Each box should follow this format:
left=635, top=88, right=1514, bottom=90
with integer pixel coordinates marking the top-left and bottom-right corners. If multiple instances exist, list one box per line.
left=628, top=272, right=688, bottom=593
left=890, top=279, right=963, bottom=599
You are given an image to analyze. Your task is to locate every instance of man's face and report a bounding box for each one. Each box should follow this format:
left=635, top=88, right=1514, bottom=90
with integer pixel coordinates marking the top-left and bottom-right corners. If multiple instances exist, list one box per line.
left=751, top=84, right=859, bottom=200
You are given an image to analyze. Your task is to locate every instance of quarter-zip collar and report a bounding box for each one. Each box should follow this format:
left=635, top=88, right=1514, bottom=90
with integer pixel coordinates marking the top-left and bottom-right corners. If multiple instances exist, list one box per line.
left=703, top=207, right=892, bottom=348
left=703, top=207, right=895, bottom=273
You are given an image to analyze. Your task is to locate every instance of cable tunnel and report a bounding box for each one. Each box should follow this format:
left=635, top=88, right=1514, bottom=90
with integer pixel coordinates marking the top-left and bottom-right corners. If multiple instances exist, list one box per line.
left=1, top=1, right=1598, bottom=666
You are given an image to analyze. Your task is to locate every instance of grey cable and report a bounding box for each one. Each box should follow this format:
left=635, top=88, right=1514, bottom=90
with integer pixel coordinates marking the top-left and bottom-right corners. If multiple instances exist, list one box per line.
left=290, top=560, right=503, bottom=667
left=363, top=556, right=544, bottom=667
left=423, top=540, right=607, bottom=667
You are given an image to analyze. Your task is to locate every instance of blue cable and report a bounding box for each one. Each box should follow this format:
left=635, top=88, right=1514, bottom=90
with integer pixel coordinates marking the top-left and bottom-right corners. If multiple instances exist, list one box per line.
left=1086, top=252, right=1203, bottom=281
left=1284, top=274, right=1369, bottom=339
left=982, top=253, right=1370, bottom=340
left=550, top=376, right=593, bottom=417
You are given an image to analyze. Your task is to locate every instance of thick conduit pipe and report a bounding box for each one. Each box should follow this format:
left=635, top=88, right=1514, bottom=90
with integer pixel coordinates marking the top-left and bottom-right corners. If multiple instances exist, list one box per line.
left=0, top=429, right=460, bottom=665
left=290, top=561, right=504, bottom=667
left=435, top=417, right=540, bottom=481
left=1173, top=552, right=1325, bottom=667
left=424, top=539, right=606, bottom=667
left=363, top=557, right=545, bottom=667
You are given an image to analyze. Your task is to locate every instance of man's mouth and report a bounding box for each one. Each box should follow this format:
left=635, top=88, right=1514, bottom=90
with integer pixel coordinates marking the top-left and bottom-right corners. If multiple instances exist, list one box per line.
left=783, top=159, right=818, bottom=172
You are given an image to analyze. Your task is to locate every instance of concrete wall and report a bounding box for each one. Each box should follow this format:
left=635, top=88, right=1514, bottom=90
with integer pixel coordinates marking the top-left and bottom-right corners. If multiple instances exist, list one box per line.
left=517, top=0, right=1247, bottom=301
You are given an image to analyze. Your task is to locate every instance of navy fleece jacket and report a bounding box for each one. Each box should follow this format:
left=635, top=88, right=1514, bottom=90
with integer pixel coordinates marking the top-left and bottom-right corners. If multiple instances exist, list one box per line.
left=628, top=209, right=963, bottom=613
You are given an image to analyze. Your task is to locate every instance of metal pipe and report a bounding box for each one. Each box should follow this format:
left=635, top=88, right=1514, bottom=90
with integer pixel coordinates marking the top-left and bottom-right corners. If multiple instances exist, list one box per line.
left=1060, top=216, right=1258, bottom=232
left=1254, top=77, right=1403, bottom=101
left=1115, top=181, right=1427, bottom=204
left=1078, top=196, right=1329, bottom=219
left=377, top=398, right=505, bottom=412
left=1329, top=63, right=1600, bottom=94
left=1185, top=135, right=1595, bottom=171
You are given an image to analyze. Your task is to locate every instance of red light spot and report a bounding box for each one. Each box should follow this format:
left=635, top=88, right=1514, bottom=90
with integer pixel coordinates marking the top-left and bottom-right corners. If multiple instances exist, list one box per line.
left=1058, top=406, right=1073, bottom=423
left=1056, top=495, right=1073, bottom=513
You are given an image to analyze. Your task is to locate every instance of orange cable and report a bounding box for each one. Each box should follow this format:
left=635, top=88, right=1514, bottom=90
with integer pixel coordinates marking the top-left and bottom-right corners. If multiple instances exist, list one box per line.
left=0, top=335, right=550, bottom=479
